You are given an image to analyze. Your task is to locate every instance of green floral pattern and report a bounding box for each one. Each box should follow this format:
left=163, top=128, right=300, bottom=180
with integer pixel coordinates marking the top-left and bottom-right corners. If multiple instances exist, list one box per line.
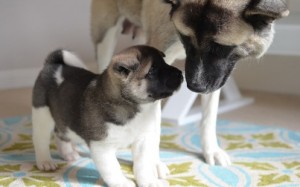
left=220, top=132, right=292, bottom=151
left=0, top=164, right=65, bottom=187
left=0, top=116, right=300, bottom=186
left=167, top=162, right=208, bottom=186
left=235, top=161, right=300, bottom=186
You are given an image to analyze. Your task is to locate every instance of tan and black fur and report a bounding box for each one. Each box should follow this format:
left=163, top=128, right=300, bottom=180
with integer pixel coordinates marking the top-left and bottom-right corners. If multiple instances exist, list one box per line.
left=91, top=0, right=289, bottom=92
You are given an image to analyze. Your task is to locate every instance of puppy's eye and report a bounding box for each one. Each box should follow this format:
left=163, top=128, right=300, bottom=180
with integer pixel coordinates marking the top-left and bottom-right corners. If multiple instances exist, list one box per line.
left=146, top=66, right=156, bottom=78
left=117, top=66, right=130, bottom=75
left=148, top=67, right=154, bottom=75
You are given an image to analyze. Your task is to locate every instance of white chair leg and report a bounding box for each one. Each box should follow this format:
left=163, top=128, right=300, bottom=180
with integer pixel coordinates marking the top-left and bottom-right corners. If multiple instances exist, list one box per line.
left=162, top=80, right=199, bottom=125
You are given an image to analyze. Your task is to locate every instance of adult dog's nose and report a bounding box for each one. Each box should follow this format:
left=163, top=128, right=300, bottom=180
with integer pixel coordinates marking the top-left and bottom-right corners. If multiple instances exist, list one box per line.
left=187, top=81, right=208, bottom=93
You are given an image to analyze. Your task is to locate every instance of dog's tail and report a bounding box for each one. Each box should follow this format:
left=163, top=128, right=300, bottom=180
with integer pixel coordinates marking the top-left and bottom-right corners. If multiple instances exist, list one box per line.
left=45, top=49, right=87, bottom=69
left=32, top=50, right=88, bottom=107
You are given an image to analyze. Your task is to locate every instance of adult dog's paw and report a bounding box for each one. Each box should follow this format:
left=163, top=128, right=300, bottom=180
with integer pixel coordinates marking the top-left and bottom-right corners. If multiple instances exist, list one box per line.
left=203, top=147, right=231, bottom=166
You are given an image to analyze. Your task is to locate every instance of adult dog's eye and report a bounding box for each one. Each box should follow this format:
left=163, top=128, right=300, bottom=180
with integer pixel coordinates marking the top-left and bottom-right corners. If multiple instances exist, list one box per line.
left=229, top=53, right=242, bottom=61
left=210, top=42, right=236, bottom=58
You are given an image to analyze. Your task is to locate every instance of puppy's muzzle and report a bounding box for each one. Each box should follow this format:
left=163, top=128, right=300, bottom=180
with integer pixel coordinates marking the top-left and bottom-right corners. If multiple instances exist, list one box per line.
left=165, top=69, right=183, bottom=90
left=154, top=68, right=183, bottom=99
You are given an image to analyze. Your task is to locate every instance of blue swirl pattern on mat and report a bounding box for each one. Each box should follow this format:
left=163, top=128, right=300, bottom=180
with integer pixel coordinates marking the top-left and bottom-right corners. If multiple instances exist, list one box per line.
left=0, top=116, right=300, bottom=186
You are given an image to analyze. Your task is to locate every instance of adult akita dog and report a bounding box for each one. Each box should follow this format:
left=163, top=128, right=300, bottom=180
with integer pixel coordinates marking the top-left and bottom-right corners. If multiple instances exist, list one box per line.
left=90, top=0, right=289, bottom=171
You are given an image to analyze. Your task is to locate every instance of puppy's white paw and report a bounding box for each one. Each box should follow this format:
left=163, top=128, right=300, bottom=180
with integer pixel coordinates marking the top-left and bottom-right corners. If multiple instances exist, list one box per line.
left=156, top=162, right=170, bottom=179
left=61, top=151, right=81, bottom=162
left=139, top=179, right=169, bottom=187
left=203, top=147, right=231, bottom=166
left=109, top=178, right=136, bottom=187
left=135, top=162, right=169, bottom=187
left=36, top=160, right=57, bottom=171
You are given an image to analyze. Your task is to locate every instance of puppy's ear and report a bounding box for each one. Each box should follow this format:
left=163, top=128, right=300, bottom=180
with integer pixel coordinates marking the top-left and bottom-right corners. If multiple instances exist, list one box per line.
left=158, top=50, right=166, bottom=58
left=163, top=0, right=181, bottom=15
left=112, top=57, right=139, bottom=78
left=244, top=0, right=289, bottom=28
left=164, top=0, right=180, bottom=6
left=113, top=62, right=139, bottom=78
left=113, top=63, right=131, bottom=77
left=112, top=48, right=141, bottom=78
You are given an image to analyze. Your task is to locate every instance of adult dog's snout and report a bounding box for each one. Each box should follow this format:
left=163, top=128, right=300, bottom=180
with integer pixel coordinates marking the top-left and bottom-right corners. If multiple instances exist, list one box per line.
left=185, top=55, right=236, bottom=93
left=187, top=81, right=208, bottom=93
left=186, top=72, right=227, bottom=94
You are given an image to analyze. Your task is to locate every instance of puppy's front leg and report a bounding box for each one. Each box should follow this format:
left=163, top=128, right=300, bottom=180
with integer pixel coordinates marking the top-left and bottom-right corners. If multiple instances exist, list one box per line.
left=132, top=135, right=169, bottom=187
left=90, top=142, right=135, bottom=187
left=200, top=89, right=231, bottom=166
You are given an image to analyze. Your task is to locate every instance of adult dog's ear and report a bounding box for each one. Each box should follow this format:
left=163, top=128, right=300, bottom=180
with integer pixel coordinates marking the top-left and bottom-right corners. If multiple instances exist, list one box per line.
left=244, top=0, right=289, bottom=29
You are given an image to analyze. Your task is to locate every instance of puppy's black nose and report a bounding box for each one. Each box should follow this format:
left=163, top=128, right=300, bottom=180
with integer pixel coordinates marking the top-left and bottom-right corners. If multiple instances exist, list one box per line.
left=166, top=70, right=183, bottom=90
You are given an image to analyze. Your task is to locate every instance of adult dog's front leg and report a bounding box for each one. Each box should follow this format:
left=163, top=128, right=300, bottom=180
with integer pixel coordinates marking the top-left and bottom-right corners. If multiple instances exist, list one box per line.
left=90, top=142, right=135, bottom=187
left=132, top=134, right=169, bottom=187
left=200, top=89, right=231, bottom=166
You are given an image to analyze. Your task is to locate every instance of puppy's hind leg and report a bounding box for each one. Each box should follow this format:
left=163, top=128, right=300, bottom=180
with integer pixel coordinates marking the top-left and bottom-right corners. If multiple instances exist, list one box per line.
left=91, top=0, right=123, bottom=73
left=55, top=136, right=80, bottom=162
left=32, top=106, right=57, bottom=171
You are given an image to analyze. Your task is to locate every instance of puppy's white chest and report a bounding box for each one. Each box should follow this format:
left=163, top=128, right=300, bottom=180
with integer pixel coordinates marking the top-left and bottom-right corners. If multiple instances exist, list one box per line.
left=104, top=102, right=160, bottom=148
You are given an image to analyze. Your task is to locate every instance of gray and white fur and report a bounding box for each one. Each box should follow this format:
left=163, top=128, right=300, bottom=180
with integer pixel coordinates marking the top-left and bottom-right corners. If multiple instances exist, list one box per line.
left=32, top=46, right=182, bottom=187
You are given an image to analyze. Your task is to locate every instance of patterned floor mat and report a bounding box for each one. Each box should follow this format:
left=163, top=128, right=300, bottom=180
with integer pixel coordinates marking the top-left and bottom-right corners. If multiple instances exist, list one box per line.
left=0, top=116, right=300, bottom=186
